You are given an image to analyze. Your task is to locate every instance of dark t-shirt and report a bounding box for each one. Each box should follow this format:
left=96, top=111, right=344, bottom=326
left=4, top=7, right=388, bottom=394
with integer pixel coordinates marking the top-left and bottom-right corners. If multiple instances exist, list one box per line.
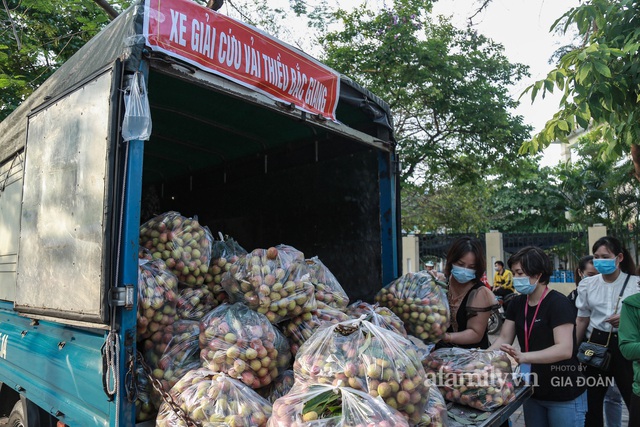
left=505, top=289, right=586, bottom=401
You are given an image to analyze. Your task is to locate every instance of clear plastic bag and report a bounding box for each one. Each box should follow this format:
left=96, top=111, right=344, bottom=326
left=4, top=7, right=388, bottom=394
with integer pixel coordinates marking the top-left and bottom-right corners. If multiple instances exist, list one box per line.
left=221, top=246, right=317, bottom=324
left=418, top=379, right=449, bottom=427
left=147, top=320, right=202, bottom=401
left=134, top=363, right=156, bottom=422
left=199, top=303, right=292, bottom=388
left=176, top=286, right=218, bottom=320
left=139, top=211, right=214, bottom=288
left=268, top=383, right=410, bottom=427
left=257, top=369, right=295, bottom=404
left=346, top=300, right=407, bottom=337
left=305, top=256, right=349, bottom=310
left=205, top=234, right=247, bottom=304
left=282, top=306, right=352, bottom=356
left=122, top=71, right=152, bottom=141
left=422, top=347, right=515, bottom=411
left=137, top=258, right=178, bottom=340
left=375, top=272, right=450, bottom=344
left=156, top=368, right=272, bottom=427
left=293, top=318, right=429, bottom=424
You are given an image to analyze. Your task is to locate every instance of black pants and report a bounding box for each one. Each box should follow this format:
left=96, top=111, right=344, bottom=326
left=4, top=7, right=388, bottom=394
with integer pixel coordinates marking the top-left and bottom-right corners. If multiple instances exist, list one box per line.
left=583, top=329, right=634, bottom=427
left=630, top=392, right=640, bottom=427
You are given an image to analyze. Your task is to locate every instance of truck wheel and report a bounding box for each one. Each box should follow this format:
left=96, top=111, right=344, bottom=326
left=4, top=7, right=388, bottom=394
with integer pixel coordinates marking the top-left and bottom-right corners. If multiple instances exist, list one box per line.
left=8, top=401, right=25, bottom=427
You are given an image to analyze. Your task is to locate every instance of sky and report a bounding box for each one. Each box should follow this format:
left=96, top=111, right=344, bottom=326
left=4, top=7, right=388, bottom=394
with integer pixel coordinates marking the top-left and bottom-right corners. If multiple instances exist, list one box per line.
left=431, top=0, right=581, bottom=166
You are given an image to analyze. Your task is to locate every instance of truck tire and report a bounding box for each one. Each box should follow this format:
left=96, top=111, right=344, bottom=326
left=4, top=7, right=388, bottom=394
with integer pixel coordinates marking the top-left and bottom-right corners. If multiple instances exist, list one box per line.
left=7, top=401, right=25, bottom=427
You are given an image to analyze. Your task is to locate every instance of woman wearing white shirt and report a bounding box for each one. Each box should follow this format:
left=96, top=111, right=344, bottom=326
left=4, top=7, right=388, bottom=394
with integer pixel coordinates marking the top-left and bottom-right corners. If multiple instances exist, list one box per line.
left=576, top=236, right=639, bottom=427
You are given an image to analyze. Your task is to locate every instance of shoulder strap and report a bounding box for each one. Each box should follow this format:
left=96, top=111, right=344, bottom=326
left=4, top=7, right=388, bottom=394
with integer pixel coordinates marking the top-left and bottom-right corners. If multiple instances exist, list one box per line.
left=593, top=273, right=632, bottom=346
left=613, top=273, right=631, bottom=314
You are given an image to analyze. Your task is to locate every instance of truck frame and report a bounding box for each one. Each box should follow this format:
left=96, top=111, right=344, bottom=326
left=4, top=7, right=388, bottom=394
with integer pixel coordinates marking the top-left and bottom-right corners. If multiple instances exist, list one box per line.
left=0, top=1, right=400, bottom=426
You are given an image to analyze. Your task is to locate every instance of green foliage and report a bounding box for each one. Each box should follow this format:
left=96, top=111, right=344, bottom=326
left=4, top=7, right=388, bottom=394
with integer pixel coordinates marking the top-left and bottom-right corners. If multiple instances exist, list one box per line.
left=0, top=0, right=129, bottom=120
left=321, top=1, right=531, bottom=189
left=521, top=0, right=640, bottom=160
left=401, top=180, right=492, bottom=233
left=553, top=135, right=639, bottom=231
left=485, top=159, right=569, bottom=233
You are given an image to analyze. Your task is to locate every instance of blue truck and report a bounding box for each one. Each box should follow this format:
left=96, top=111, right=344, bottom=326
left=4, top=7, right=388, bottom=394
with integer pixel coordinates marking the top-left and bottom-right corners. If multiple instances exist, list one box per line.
left=0, top=0, right=400, bottom=425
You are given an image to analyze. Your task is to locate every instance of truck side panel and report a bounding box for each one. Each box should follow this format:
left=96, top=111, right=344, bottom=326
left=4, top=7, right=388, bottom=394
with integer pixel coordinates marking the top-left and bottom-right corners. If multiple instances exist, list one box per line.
left=0, top=153, right=22, bottom=301
left=16, top=69, right=114, bottom=324
left=0, top=301, right=110, bottom=426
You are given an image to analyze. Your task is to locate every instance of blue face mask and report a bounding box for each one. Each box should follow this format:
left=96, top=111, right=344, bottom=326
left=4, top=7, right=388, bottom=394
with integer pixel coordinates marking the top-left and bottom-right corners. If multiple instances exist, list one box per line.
left=593, top=258, right=617, bottom=275
left=514, top=276, right=537, bottom=295
left=451, top=265, right=476, bottom=284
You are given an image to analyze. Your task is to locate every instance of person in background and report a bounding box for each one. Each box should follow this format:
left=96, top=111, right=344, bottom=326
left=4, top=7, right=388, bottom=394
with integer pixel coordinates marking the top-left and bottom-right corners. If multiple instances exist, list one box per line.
left=425, top=260, right=446, bottom=282
left=568, top=255, right=597, bottom=305
left=619, top=281, right=640, bottom=427
left=493, top=260, right=515, bottom=312
left=489, top=246, right=586, bottom=427
left=576, top=236, right=639, bottom=427
left=571, top=254, right=623, bottom=427
left=437, top=236, right=496, bottom=349
left=493, top=260, right=514, bottom=297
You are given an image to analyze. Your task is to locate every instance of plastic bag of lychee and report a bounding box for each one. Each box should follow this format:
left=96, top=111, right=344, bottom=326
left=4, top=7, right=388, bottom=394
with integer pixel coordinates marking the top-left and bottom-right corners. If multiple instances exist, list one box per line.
left=176, top=285, right=218, bottom=321
left=139, top=211, right=214, bottom=288
left=269, top=383, right=410, bottom=427
left=257, top=369, right=295, bottom=404
left=134, top=363, right=155, bottom=422
left=375, top=272, right=450, bottom=344
left=305, top=256, right=349, bottom=310
left=199, top=302, right=292, bottom=389
left=135, top=320, right=200, bottom=421
left=156, top=368, right=272, bottom=427
left=418, top=379, right=449, bottom=427
left=205, top=234, right=247, bottom=303
left=221, top=245, right=317, bottom=324
left=147, top=320, right=202, bottom=402
left=137, top=258, right=178, bottom=341
left=282, top=305, right=352, bottom=356
left=293, top=318, right=429, bottom=424
left=422, top=347, right=515, bottom=412
left=346, top=300, right=407, bottom=338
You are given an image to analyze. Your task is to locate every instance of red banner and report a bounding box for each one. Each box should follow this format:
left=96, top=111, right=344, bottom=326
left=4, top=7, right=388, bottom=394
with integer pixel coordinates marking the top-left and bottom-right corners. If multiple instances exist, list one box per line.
left=143, top=0, right=340, bottom=121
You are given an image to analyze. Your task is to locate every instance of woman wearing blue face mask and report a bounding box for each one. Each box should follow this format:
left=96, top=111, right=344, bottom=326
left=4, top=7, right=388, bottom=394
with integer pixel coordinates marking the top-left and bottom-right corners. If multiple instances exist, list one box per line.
left=437, top=236, right=496, bottom=349
left=489, top=246, right=586, bottom=427
left=575, top=236, right=639, bottom=427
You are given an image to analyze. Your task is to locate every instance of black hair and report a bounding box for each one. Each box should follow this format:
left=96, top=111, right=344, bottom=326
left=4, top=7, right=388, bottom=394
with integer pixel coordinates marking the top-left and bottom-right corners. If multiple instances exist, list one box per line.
left=507, top=246, right=553, bottom=284
left=592, top=236, right=636, bottom=275
left=575, top=255, right=594, bottom=286
left=495, top=261, right=505, bottom=268
left=444, top=236, right=486, bottom=283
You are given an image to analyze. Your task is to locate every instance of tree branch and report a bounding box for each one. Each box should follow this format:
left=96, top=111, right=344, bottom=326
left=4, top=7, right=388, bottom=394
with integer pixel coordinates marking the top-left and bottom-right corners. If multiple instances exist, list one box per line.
left=93, top=0, right=119, bottom=20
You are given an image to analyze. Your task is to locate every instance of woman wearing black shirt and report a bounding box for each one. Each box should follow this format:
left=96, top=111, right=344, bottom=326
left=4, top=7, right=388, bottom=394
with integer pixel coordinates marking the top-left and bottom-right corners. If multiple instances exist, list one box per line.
left=489, top=246, right=586, bottom=427
left=437, top=236, right=496, bottom=349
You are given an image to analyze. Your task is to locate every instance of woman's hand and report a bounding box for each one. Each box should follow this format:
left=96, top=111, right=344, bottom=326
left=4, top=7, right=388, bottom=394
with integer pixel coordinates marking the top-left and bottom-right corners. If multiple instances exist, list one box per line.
left=606, top=314, right=621, bottom=328
left=499, top=343, right=523, bottom=363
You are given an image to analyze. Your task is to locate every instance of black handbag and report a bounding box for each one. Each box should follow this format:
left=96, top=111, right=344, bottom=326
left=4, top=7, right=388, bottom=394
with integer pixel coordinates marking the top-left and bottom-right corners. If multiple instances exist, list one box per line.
left=577, top=273, right=630, bottom=371
left=577, top=340, right=611, bottom=371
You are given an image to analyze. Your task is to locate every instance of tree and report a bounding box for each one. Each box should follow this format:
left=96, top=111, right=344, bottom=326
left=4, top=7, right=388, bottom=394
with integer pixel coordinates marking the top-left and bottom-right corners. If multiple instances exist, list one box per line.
left=402, top=180, right=492, bottom=233
left=321, top=0, right=532, bottom=190
left=554, top=136, right=639, bottom=232
left=0, top=0, right=128, bottom=120
left=521, top=0, right=640, bottom=180
left=485, top=159, right=569, bottom=233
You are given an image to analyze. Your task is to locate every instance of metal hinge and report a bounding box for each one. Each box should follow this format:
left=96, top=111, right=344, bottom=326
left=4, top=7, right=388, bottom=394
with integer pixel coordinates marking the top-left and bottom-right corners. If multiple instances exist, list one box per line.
left=109, top=285, right=135, bottom=310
